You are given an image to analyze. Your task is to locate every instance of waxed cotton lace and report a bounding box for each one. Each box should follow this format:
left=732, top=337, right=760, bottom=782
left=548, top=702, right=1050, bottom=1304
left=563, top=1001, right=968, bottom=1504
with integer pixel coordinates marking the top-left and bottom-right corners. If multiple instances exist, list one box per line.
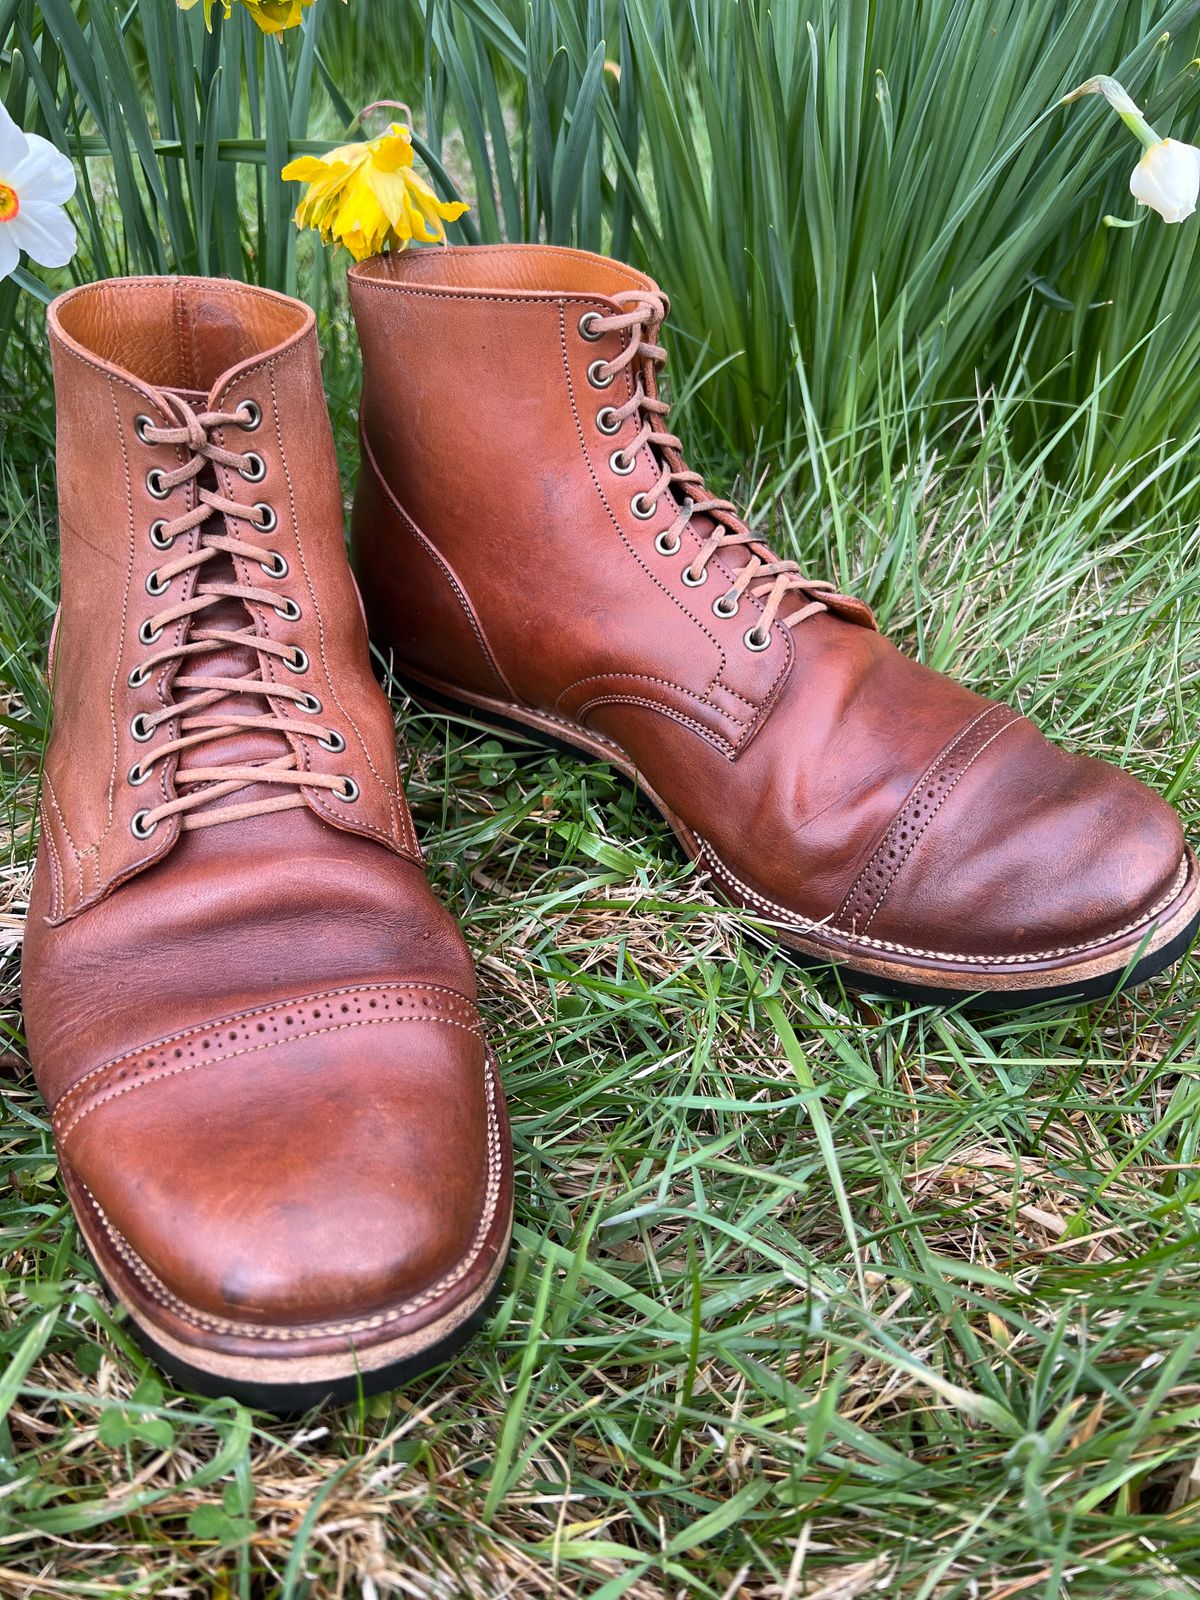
left=589, top=291, right=862, bottom=638
left=126, top=394, right=350, bottom=837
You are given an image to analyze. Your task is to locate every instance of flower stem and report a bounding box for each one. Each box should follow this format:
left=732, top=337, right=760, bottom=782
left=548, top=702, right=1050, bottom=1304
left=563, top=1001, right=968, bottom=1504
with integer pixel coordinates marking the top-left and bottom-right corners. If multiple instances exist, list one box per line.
left=1062, top=74, right=1160, bottom=150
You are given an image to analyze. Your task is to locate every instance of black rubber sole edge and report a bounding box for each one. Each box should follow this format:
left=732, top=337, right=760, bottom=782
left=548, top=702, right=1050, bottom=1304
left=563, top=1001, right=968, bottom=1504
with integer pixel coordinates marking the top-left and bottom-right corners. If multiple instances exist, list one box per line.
left=398, top=670, right=1200, bottom=1013
left=89, top=1247, right=510, bottom=1415
left=762, top=912, right=1200, bottom=1013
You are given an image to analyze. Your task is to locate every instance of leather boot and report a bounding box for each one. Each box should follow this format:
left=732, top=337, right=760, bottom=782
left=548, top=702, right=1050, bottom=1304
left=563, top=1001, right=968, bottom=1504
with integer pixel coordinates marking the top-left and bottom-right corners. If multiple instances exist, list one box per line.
left=348, top=245, right=1198, bottom=1009
left=22, top=277, right=512, bottom=1409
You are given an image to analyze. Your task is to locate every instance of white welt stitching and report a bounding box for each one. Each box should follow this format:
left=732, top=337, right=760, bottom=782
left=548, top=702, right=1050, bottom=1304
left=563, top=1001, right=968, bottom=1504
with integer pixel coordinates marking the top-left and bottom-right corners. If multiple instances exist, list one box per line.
left=696, top=838, right=1192, bottom=967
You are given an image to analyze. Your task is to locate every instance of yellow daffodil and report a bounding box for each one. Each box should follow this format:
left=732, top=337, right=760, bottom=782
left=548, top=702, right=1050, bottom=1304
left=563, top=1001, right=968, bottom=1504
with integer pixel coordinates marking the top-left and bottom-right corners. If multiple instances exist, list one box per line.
left=178, top=0, right=314, bottom=36
left=281, top=122, right=468, bottom=261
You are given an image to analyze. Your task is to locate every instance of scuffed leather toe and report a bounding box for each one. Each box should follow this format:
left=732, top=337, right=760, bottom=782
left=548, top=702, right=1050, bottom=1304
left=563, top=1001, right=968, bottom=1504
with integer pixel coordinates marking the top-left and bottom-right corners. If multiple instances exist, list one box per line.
left=57, top=987, right=500, bottom=1334
left=858, top=710, right=1187, bottom=962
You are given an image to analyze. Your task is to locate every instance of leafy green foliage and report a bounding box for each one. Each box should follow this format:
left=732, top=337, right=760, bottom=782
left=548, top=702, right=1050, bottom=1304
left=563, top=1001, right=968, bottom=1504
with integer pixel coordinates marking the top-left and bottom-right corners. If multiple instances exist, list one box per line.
left=6, top=0, right=1200, bottom=483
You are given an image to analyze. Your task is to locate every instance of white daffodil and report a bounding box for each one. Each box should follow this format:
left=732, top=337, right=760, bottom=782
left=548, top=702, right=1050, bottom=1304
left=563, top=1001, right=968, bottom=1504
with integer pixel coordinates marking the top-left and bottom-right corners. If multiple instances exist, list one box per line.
left=0, top=102, right=77, bottom=284
left=1063, top=75, right=1200, bottom=226
left=1130, top=138, right=1200, bottom=223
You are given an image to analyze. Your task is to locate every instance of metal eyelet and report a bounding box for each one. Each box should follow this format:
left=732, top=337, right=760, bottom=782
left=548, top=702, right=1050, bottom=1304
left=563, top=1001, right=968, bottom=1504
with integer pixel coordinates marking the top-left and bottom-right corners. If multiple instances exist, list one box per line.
left=134, top=414, right=156, bottom=444
left=145, top=570, right=169, bottom=596
left=296, top=692, right=323, bottom=714
left=285, top=647, right=309, bottom=674
left=240, top=452, right=267, bottom=484
left=128, top=663, right=152, bottom=688
left=130, top=713, right=154, bottom=743
left=681, top=564, right=708, bottom=588
left=596, top=407, right=621, bottom=436
left=609, top=448, right=635, bottom=477
left=261, top=551, right=288, bottom=579
left=713, top=592, right=740, bottom=618
left=146, top=468, right=171, bottom=500
left=317, top=729, right=346, bottom=753
left=128, top=761, right=151, bottom=787
left=654, top=531, right=681, bottom=556
left=236, top=399, right=262, bottom=431
left=335, top=776, right=360, bottom=803
left=744, top=625, right=771, bottom=652
left=149, top=520, right=174, bottom=549
left=578, top=311, right=604, bottom=341
left=138, top=619, right=163, bottom=646
left=587, top=360, right=615, bottom=389
left=130, top=810, right=158, bottom=839
left=253, top=503, right=278, bottom=533
left=631, top=492, right=657, bottom=521
left=274, top=597, right=301, bottom=622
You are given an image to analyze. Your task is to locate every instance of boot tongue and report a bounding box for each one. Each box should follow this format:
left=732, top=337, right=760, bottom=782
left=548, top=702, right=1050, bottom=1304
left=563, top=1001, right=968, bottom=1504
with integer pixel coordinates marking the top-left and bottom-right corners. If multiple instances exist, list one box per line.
left=634, top=346, right=759, bottom=586
left=620, top=304, right=761, bottom=585
left=636, top=326, right=875, bottom=629
left=160, top=386, right=288, bottom=791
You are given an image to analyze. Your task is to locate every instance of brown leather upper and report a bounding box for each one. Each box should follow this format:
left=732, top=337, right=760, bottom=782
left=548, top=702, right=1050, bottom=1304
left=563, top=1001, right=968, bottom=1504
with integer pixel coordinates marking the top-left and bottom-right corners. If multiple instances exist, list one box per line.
left=23, top=277, right=508, bottom=1352
left=349, top=245, right=1187, bottom=971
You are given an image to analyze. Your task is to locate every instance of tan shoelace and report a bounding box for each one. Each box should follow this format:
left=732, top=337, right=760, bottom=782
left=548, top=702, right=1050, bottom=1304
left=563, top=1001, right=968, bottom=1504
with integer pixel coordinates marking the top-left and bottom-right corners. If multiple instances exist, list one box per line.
left=125, top=394, right=351, bottom=838
left=587, top=291, right=863, bottom=645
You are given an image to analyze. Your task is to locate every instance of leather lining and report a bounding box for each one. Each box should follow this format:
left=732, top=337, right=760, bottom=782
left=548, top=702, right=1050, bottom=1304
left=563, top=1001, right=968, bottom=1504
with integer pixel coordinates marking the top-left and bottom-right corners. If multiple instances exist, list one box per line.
left=52, top=277, right=310, bottom=391
left=352, top=242, right=651, bottom=296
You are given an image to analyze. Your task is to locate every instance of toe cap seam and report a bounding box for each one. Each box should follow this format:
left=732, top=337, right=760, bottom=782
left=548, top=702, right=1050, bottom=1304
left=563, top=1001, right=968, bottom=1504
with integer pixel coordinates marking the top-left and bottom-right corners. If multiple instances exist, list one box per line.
left=837, top=705, right=1022, bottom=934
left=54, top=983, right=483, bottom=1141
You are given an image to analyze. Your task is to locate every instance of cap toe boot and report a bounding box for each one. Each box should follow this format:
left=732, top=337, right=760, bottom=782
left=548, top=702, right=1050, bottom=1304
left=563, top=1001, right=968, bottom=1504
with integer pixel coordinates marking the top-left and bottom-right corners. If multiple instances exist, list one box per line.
left=22, top=277, right=511, bottom=1407
left=347, top=245, right=1198, bottom=1008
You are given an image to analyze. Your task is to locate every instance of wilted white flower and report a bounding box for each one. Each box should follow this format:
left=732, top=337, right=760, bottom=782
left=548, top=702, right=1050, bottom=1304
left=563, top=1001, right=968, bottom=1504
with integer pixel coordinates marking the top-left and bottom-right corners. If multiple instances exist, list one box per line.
left=1063, top=74, right=1200, bottom=227
left=0, top=102, right=77, bottom=283
left=1129, top=137, right=1200, bottom=223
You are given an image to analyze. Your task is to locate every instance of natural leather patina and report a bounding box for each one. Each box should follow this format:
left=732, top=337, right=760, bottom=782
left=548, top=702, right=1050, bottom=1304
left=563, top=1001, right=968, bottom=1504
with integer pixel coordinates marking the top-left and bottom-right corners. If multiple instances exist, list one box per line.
left=349, top=244, right=1199, bottom=1006
left=23, top=277, right=511, bottom=1405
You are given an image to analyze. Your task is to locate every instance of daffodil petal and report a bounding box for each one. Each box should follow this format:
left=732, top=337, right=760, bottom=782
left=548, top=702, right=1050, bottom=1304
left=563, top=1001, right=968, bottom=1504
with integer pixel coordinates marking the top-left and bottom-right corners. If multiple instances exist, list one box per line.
left=242, top=0, right=311, bottom=32
left=9, top=200, right=76, bottom=268
left=371, top=133, right=416, bottom=174
left=0, top=227, right=19, bottom=282
left=0, top=103, right=30, bottom=176
left=9, top=133, right=76, bottom=206
left=285, top=116, right=469, bottom=259
left=363, top=167, right=409, bottom=229
left=1130, top=137, right=1200, bottom=223
left=282, top=155, right=338, bottom=183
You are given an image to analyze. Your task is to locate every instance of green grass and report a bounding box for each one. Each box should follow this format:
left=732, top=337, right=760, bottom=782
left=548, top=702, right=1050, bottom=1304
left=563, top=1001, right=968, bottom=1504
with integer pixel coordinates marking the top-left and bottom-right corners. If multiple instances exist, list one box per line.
left=2, top=0, right=1200, bottom=1593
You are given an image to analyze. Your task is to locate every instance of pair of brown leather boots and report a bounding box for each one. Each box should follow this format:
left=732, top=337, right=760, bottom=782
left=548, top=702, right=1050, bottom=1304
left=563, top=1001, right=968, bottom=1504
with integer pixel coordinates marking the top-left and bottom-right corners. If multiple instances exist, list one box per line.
left=22, top=247, right=1198, bottom=1409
